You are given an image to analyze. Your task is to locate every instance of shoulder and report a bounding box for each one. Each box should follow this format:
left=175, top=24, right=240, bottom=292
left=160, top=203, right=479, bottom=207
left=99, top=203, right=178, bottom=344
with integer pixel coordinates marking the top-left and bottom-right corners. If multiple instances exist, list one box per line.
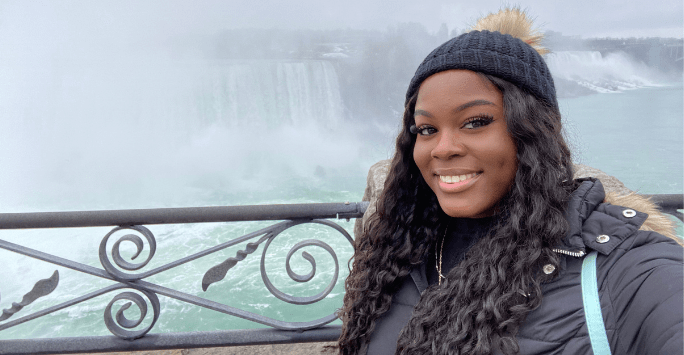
left=604, top=191, right=681, bottom=243
left=587, top=192, right=682, bottom=292
left=599, top=233, right=683, bottom=354
left=598, top=226, right=682, bottom=301
left=592, top=195, right=683, bottom=354
left=580, top=190, right=681, bottom=258
left=595, top=192, right=682, bottom=276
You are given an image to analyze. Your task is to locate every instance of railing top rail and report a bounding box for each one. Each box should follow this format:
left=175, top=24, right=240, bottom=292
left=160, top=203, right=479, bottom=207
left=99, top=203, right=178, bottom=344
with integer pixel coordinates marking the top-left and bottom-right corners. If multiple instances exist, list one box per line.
left=642, top=194, right=683, bottom=209
left=0, top=326, right=342, bottom=355
left=0, top=201, right=370, bottom=230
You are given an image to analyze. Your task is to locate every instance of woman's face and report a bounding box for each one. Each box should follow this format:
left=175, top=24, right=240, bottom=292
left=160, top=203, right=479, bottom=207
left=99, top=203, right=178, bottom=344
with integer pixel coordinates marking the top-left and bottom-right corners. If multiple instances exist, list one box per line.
left=412, top=70, right=518, bottom=218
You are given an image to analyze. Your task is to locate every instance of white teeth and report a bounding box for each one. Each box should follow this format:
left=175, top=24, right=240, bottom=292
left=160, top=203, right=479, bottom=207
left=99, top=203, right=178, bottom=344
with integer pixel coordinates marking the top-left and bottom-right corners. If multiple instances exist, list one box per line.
left=439, top=173, right=479, bottom=184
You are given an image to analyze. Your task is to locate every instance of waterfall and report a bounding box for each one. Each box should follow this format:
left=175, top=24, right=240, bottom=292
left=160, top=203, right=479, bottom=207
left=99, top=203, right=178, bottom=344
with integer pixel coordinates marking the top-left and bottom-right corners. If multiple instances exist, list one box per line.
left=0, top=58, right=353, bottom=211
left=546, top=51, right=660, bottom=94
left=196, top=61, right=344, bottom=129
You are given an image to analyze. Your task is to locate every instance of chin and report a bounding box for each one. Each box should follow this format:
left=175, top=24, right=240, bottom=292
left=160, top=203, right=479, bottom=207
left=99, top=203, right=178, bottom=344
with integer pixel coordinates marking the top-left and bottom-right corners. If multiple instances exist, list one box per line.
left=440, top=205, right=493, bottom=219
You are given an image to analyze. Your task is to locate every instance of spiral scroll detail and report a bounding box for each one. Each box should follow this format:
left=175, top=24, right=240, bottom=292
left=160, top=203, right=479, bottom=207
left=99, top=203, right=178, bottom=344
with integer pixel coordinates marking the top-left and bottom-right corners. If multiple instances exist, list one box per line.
left=103, top=290, right=160, bottom=340
left=260, top=219, right=352, bottom=305
left=99, top=225, right=156, bottom=280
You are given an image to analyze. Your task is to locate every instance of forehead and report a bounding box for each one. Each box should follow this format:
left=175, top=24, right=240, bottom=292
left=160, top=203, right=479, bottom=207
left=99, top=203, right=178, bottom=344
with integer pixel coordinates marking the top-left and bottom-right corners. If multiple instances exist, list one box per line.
left=415, top=70, right=502, bottom=110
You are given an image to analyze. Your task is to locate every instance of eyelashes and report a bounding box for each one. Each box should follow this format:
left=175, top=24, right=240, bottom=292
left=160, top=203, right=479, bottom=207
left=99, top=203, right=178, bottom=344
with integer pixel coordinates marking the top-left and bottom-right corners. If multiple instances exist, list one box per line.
left=409, top=114, right=495, bottom=135
left=462, top=115, right=494, bottom=129
left=410, top=125, right=437, bottom=136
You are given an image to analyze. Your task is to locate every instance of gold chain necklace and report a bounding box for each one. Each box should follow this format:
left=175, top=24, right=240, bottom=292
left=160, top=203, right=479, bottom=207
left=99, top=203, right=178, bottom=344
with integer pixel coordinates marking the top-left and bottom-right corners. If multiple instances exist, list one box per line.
left=436, top=225, right=448, bottom=286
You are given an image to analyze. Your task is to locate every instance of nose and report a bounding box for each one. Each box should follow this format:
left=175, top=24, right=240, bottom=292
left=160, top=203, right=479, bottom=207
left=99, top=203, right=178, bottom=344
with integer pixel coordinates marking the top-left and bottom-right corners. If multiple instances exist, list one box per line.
left=431, top=131, right=466, bottom=159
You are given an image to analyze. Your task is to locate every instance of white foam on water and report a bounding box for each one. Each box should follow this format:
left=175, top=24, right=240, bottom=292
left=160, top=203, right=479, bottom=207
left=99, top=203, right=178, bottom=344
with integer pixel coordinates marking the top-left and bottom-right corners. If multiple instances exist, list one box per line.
left=546, top=51, right=664, bottom=93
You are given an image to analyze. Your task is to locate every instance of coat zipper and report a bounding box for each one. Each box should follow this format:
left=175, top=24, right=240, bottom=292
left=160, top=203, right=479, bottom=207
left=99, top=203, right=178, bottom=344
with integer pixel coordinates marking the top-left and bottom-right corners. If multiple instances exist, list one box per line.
left=552, top=248, right=586, bottom=257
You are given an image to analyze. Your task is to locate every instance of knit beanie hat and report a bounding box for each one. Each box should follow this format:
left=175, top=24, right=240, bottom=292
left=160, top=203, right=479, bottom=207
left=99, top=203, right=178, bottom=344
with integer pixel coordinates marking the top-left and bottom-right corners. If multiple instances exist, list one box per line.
left=405, top=8, right=557, bottom=108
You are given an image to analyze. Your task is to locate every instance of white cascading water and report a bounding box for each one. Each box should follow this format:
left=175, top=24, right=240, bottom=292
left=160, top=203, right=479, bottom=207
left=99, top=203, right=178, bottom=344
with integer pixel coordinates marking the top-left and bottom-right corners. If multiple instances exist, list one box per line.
left=197, top=61, right=344, bottom=128
left=546, top=51, right=659, bottom=93
left=0, top=58, right=361, bottom=212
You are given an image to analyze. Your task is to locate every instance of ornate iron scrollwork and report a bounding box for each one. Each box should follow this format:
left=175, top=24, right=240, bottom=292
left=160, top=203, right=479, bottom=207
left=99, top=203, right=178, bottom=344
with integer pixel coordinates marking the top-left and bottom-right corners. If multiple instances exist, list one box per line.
left=99, top=225, right=157, bottom=280
left=202, top=234, right=272, bottom=292
left=261, top=220, right=351, bottom=305
left=203, top=219, right=353, bottom=306
left=103, top=290, right=160, bottom=340
left=0, top=203, right=367, bottom=345
left=0, top=270, right=59, bottom=322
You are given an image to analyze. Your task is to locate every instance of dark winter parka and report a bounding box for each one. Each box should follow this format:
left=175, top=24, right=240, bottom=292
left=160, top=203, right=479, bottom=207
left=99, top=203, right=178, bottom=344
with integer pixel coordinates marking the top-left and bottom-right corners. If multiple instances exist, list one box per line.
left=366, top=178, right=683, bottom=354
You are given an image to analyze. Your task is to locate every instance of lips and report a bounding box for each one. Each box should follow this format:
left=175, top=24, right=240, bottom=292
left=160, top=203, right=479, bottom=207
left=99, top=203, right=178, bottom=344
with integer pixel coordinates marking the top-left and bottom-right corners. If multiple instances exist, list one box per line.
left=435, top=171, right=482, bottom=192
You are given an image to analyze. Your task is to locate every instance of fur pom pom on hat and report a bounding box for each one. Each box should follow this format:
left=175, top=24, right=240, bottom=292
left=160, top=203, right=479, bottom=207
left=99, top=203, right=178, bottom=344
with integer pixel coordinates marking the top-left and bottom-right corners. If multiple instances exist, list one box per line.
left=405, top=8, right=557, bottom=108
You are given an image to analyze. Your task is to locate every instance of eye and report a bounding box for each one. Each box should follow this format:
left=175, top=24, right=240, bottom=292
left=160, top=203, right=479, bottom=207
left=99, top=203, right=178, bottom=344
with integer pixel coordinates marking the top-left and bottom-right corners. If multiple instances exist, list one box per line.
left=414, top=125, right=437, bottom=136
left=462, top=115, right=494, bottom=129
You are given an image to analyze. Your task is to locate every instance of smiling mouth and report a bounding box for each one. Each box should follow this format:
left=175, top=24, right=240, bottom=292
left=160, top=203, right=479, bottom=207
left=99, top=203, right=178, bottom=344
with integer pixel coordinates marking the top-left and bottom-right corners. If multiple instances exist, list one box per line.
left=439, top=172, right=481, bottom=184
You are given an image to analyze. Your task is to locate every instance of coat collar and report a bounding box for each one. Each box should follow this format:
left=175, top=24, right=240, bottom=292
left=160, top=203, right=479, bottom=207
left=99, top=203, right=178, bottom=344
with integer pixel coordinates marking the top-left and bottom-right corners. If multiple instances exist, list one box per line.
left=409, top=262, right=428, bottom=294
left=562, top=178, right=648, bottom=256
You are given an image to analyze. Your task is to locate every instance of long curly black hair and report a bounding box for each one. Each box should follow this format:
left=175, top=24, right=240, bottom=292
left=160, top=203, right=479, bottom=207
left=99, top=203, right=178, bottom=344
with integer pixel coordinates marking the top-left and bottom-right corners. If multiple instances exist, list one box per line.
left=335, top=73, right=575, bottom=355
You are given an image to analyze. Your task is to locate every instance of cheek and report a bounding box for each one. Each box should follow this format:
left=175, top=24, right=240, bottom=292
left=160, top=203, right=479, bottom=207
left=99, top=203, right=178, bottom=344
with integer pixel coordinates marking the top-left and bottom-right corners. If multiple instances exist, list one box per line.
left=475, top=133, right=517, bottom=179
left=413, top=142, right=430, bottom=176
left=493, top=138, right=518, bottom=181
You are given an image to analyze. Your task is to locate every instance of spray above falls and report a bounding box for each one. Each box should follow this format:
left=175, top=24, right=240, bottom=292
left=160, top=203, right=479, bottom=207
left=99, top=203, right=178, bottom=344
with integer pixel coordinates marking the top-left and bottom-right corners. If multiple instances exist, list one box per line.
left=195, top=61, right=344, bottom=129
left=546, top=51, right=663, bottom=95
left=0, top=56, right=362, bottom=211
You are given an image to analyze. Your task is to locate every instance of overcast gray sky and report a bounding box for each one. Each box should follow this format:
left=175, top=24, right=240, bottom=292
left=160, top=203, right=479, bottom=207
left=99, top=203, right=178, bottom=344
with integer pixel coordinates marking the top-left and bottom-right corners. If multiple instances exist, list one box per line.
left=1, top=0, right=682, bottom=44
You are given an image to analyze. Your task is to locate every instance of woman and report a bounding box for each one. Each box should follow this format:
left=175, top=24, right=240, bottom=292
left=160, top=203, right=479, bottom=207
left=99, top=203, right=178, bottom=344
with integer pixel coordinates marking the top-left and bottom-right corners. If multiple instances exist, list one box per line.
left=335, top=8, right=683, bottom=355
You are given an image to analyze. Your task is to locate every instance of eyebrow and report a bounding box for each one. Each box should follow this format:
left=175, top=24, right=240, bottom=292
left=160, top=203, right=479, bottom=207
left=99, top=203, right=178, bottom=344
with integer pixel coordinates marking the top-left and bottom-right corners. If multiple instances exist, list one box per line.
left=453, top=99, right=496, bottom=112
left=414, top=99, right=496, bottom=118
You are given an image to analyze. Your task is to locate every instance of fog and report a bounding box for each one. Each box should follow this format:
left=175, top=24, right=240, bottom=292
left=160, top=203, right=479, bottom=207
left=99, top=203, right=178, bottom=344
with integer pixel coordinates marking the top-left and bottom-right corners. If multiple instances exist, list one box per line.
left=3, top=0, right=681, bottom=39
left=0, top=52, right=372, bottom=210
left=0, top=1, right=681, bottom=211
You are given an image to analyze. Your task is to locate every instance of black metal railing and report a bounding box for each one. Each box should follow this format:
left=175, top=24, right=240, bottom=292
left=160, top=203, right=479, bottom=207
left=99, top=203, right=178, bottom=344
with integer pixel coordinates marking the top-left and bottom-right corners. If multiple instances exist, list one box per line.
left=643, top=194, right=683, bottom=221
left=0, top=202, right=368, bottom=354
left=0, top=196, right=681, bottom=355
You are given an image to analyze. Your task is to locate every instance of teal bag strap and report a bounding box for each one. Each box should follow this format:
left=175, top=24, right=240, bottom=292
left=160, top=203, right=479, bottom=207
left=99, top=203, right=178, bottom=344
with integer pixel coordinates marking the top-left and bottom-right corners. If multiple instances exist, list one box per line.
left=581, top=251, right=612, bottom=355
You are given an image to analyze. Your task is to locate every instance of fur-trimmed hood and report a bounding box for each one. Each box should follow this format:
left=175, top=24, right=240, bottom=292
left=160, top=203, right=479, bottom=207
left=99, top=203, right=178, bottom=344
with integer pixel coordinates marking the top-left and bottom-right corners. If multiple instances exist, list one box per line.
left=559, top=178, right=681, bottom=258
left=605, top=190, right=679, bottom=243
